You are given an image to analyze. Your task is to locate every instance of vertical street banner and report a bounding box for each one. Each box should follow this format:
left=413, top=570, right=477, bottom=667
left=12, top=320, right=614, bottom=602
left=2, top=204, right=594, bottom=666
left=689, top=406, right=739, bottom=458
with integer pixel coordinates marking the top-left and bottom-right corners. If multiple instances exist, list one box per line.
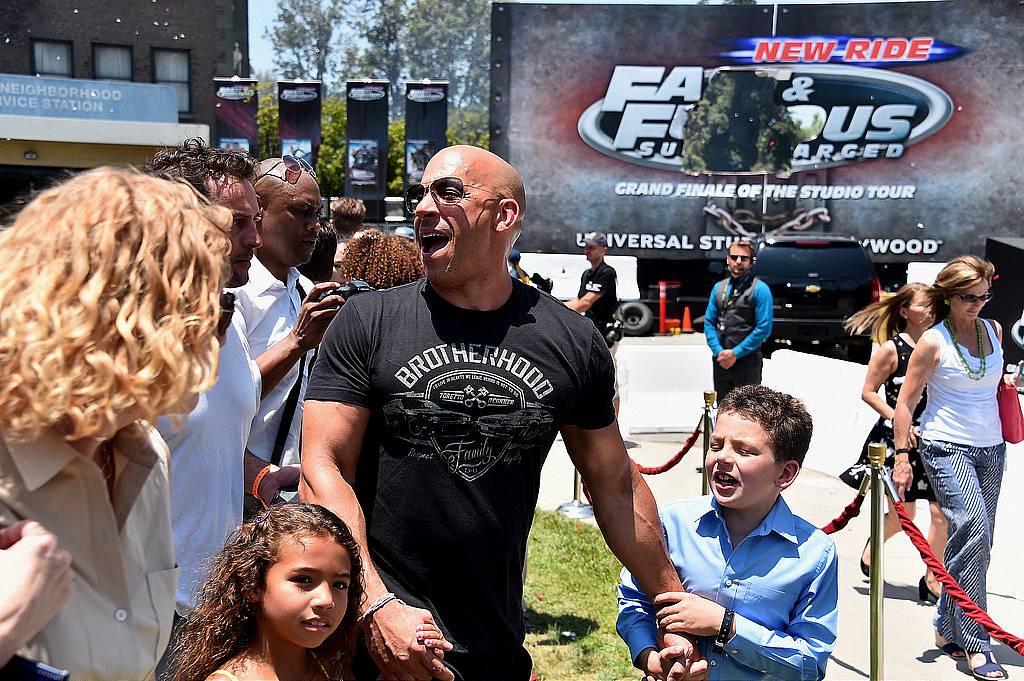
left=214, top=77, right=258, bottom=156
left=277, top=80, right=322, bottom=166
left=404, top=81, right=449, bottom=190
left=345, top=80, right=390, bottom=221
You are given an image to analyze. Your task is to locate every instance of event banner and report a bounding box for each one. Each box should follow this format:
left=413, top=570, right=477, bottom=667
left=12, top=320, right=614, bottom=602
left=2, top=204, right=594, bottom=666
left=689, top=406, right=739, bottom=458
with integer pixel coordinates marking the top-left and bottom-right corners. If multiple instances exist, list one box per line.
left=345, top=80, right=389, bottom=220
left=277, top=80, right=322, bottom=165
left=214, top=77, right=258, bottom=156
left=404, top=81, right=449, bottom=191
left=490, top=1, right=1024, bottom=262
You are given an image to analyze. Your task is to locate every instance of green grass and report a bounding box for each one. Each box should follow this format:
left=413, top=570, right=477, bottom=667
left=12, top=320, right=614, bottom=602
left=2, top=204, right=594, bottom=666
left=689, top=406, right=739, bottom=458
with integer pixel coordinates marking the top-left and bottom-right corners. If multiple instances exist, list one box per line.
left=524, top=510, right=636, bottom=681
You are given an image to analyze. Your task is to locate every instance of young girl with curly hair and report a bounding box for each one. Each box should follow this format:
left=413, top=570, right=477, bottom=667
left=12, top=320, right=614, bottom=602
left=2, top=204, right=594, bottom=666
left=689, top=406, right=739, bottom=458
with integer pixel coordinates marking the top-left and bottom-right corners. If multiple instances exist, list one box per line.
left=172, top=503, right=449, bottom=681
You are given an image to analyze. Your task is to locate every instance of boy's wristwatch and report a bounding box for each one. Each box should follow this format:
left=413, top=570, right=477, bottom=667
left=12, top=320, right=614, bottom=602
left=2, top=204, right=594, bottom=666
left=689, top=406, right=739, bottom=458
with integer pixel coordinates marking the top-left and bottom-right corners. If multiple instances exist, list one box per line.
left=714, top=609, right=735, bottom=652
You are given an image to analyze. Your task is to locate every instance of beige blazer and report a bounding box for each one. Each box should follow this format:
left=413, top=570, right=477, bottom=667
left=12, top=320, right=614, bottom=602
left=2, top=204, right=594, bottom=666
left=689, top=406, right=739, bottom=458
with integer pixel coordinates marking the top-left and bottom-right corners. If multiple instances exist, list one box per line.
left=0, top=422, right=178, bottom=680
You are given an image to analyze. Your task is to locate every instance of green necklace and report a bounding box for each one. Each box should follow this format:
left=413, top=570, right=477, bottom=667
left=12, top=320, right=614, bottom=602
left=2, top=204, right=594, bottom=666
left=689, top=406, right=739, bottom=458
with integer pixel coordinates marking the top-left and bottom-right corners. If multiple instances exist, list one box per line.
left=944, top=317, right=986, bottom=380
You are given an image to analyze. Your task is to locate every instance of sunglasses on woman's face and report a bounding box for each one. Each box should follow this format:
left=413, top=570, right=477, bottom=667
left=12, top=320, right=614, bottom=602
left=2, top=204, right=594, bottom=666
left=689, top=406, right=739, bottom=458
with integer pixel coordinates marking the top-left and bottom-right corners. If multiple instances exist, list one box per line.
left=956, top=291, right=994, bottom=304
left=404, top=176, right=502, bottom=213
left=217, top=291, right=236, bottom=337
left=256, top=154, right=316, bottom=185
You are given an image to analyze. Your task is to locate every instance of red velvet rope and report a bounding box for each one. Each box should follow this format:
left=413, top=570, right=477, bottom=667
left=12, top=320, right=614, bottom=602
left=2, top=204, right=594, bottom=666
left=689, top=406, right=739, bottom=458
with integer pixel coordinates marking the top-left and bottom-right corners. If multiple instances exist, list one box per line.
left=633, top=426, right=703, bottom=475
left=820, top=492, right=866, bottom=535
left=892, top=499, right=1024, bottom=656
left=580, top=423, right=704, bottom=505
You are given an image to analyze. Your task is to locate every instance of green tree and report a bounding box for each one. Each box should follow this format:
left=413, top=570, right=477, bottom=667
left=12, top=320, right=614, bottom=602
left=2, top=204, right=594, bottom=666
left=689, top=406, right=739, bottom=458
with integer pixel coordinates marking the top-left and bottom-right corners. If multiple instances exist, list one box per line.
left=257, top=81, right=280, bottom=160
left=266, top=0, right=346, bottom=82
left=387, top=119, right=406, bottom=194
left=344, top=0, right=408, bottom=114
left=317, top=98, right=349, bottom=198
left=402, top=0, right=490, bottom=110
left=682, top=71, right=801, bottom=176
left=447, top=107, right=489, bottom=148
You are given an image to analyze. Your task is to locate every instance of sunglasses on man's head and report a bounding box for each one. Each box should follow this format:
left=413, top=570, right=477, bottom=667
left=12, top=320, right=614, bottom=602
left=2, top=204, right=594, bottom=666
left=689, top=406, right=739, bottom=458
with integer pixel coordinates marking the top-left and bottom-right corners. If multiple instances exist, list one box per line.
left=217, top=291, right=236, bottom=337
left=957, top=291, right=994, bottom=304
left=404, top=176, right=502, bottom=213
left=256, top=154, right=316, bottom=185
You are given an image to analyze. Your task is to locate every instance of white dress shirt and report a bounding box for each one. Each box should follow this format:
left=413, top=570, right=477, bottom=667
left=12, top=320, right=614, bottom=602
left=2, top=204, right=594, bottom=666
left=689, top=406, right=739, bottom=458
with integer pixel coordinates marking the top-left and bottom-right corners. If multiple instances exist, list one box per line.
left=157, top=316, right=260, bottom=612
left=231, top=257, right=314, bottom=468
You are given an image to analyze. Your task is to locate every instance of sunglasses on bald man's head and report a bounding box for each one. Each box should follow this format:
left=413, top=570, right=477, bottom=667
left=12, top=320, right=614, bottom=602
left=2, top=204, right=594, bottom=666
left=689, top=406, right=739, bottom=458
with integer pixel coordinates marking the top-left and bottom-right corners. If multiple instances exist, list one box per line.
left=404, top=176, right=504, bottom=213
left=256, top=154, right=316, bottom=185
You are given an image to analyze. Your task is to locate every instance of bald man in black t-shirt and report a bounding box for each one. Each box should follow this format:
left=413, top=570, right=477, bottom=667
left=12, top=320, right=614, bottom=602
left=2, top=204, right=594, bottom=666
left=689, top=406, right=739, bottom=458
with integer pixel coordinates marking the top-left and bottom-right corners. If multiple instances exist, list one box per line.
left=300, top=146, right=697, bottom=680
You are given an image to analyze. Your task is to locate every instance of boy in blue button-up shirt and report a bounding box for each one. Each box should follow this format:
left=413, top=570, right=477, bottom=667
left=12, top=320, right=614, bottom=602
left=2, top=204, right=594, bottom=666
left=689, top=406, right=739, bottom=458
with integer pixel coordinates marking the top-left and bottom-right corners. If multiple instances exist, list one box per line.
left=617, top=385, right=839, bottom=680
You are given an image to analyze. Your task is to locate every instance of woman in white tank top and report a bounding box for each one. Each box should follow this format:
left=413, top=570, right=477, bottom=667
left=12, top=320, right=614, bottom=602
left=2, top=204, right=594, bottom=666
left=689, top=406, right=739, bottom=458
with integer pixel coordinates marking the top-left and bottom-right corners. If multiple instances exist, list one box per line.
left=893, top=256, right=1009, bottom=680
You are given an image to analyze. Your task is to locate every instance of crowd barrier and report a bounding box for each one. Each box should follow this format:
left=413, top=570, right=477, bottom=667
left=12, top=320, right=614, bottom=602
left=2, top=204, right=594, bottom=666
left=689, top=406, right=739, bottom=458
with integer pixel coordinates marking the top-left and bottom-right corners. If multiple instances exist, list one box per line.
left=820, top=441, right=1024, bottom=677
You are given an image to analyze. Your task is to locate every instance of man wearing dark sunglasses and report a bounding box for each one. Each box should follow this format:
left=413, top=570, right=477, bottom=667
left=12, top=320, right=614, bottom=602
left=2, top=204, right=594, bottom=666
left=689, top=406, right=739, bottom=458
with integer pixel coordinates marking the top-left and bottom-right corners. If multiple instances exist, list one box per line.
left=704, top=240, right=774, bottom=399
left=301, top=145, right=692, bottom=680
left=232, top=158, right=343, bottom=508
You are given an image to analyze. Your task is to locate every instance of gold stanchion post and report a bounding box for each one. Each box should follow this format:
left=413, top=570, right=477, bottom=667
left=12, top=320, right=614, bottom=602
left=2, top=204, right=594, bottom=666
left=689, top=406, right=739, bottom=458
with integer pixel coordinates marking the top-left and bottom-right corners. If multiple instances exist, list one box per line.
left=701, top=390, right=716, bottom=496
left=868, top=442, right=887, bottom=681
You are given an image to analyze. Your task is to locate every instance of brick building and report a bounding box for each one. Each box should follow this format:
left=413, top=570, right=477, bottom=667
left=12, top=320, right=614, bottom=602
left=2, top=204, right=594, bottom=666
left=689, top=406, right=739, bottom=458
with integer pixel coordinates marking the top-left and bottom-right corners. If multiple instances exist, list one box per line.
left=0, top=0, right=249, bottom=203
left=0, top=0, right=249, bottom=127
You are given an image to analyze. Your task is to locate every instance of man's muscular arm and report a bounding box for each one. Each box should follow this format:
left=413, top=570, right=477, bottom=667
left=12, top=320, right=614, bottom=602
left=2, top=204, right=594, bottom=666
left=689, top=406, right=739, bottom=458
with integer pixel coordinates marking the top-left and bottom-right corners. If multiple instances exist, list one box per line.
left=562, top=423, right=679, bottom=596
left=300, top=400, right=453, bottom=681
left=563, top=422, right=700, bottom=674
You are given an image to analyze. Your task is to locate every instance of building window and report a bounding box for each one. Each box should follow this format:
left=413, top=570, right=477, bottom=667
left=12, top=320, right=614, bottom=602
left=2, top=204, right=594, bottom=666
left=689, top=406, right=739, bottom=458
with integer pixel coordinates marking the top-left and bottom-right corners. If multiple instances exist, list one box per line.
left=93, top=44, right=132, bottom=81
left=32, top=40, right=73, bottom=77
left=153, top=49, right=190, bottom=113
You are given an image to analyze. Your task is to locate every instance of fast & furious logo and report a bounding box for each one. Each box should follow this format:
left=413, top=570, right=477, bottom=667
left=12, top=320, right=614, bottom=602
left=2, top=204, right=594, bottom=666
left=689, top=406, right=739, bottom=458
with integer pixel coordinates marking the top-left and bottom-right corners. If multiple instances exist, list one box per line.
left=578, top=36, right=958, bottom=175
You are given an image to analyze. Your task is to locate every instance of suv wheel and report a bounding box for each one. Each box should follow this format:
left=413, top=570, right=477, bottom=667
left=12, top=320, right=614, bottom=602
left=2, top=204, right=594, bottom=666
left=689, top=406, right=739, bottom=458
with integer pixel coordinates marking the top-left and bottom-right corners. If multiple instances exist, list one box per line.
left=618, top=301, right=654, bottom=336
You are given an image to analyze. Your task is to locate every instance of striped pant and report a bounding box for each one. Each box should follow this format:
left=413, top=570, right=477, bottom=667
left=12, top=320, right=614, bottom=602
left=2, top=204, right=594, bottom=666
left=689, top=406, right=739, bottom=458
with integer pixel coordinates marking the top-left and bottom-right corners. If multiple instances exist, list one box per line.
left=919, top=438, right=1005, bottom=653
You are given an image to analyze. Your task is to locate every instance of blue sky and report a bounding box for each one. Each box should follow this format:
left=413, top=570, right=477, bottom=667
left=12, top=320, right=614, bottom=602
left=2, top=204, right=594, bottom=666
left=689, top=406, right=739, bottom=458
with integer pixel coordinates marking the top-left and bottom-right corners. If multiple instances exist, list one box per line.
left=247, top=0, right=944, bottom=76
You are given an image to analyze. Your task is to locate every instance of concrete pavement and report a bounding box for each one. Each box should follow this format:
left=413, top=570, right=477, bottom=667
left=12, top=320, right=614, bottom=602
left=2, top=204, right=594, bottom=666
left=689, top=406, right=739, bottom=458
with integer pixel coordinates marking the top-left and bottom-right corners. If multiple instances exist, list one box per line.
left=537, top=431, right=1024, bottom=680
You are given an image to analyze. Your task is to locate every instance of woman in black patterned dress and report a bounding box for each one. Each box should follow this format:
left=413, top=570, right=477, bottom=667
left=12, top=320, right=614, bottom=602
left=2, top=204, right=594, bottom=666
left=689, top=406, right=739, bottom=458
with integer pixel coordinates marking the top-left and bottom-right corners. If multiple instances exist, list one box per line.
left=841, top=283, right=946, bottom=603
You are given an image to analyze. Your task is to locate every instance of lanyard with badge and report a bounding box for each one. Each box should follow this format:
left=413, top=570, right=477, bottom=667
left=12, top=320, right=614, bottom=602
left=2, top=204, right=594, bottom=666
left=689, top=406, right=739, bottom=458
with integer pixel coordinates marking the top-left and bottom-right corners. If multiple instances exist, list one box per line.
left=718, top=275, right=752, bottom=332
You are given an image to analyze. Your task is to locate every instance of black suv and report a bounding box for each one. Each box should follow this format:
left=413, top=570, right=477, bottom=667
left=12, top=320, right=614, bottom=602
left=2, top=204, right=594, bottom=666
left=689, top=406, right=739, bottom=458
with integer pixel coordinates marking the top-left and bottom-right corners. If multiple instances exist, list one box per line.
left=752, top=235, right=879, bottom=364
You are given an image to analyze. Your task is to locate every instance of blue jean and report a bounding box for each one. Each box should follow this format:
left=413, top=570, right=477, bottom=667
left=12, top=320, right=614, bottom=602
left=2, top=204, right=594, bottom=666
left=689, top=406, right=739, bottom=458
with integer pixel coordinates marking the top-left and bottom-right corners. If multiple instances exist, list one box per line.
left=919, top=438, right=1005, bottom=653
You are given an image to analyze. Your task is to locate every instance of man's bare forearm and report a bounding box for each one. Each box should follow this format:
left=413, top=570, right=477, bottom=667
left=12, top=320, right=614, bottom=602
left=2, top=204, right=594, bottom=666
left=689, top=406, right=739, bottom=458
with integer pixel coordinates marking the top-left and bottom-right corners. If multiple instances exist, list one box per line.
left=243, top=449, right=269, bottom=492
left=255, top=333, right=305, bottom=399
left=299, top=462, right=389, bottom=611
left=590, top=462, right=682, bottom=597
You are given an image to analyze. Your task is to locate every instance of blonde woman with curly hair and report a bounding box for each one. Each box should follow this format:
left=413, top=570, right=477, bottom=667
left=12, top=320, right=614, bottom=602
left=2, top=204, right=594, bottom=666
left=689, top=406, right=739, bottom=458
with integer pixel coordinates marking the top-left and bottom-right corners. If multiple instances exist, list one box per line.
left=332, top=228, right=425, bottom=289
left=0, top=167, right=231, bottom=679
left=894, top=256, right=1013, bottom=680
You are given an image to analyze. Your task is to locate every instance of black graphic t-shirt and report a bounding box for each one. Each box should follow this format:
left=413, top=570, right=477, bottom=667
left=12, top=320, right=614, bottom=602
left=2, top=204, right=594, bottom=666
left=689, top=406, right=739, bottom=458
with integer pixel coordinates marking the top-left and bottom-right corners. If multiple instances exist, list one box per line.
left=577, top=260, right=618, bottom=327
left=306, top=279, right=615, bottom=660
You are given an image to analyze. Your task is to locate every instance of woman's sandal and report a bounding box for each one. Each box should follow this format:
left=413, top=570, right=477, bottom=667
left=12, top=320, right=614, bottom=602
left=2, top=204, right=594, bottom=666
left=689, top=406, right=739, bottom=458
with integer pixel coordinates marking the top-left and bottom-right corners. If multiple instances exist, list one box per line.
left=937, top=636, right=966, bottom=660
left=970, top=651, right=1009, bottom=680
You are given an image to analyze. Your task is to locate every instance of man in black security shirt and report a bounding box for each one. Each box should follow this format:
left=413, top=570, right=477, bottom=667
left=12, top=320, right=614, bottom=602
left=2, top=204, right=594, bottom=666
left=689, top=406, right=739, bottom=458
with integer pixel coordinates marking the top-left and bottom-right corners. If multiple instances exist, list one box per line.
left=301, top=146, right=696, bottom=680
left=567, top=231, right=618, bottom=332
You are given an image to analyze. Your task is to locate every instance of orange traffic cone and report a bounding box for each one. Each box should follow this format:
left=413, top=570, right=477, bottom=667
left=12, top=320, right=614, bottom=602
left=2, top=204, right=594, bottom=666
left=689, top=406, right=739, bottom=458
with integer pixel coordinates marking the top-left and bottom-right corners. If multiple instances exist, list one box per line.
left=681, top=306, right=694, bottom=334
